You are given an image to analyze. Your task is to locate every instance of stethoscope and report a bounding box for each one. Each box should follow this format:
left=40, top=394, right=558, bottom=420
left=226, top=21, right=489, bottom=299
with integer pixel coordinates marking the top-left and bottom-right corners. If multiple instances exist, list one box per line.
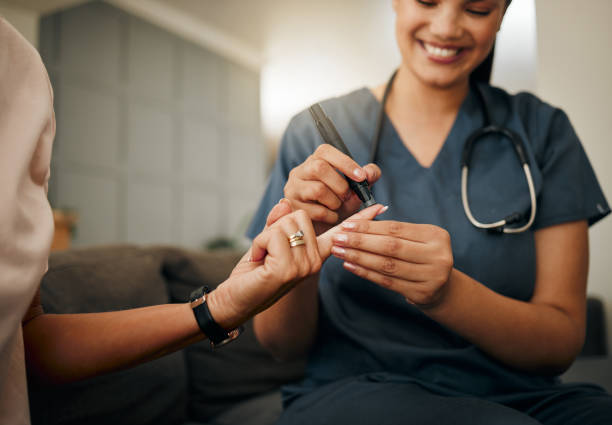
left=369, top=70, right=537, bottom=233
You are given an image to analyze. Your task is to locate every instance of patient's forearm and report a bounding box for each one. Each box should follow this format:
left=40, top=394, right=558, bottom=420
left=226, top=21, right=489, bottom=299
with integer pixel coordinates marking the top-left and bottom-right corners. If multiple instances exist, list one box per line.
left=23, top=303, right=203, bottom=383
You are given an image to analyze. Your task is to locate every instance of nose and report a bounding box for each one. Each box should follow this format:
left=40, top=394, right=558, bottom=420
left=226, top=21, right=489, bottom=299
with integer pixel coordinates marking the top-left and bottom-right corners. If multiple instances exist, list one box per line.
left=429, top=8, right=463, bottom=40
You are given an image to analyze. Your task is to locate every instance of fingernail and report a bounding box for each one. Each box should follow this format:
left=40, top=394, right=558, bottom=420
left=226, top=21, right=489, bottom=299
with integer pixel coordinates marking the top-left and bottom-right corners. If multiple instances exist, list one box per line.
left=353, top=168, right=365, bottom=180
left=341, top=221, right=356, bottom=230
left=343, top=262, right=356, bottom=271
left=333, top=233, right=348, bottom=244
left=280, top=198, right=290, bottom=206
left=377, top=205, right=389, bottom=216
left=331, top=246, right=346, bottom=258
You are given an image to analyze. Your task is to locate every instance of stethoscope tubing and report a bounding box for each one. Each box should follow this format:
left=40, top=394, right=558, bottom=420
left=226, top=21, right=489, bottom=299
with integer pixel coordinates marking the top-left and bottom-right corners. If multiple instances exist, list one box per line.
left=461, top=163, right=537, bottom=233
left=371, top=69, right=537, bottom=233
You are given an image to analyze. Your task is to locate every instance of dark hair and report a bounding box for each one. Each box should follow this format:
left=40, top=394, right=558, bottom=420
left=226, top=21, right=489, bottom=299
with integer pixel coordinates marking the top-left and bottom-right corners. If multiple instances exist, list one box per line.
left=470, top=0, right=512, bottom=83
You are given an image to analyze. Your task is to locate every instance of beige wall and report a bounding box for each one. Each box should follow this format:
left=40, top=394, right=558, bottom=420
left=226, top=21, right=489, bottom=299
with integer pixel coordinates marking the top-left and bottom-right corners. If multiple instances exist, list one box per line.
left=0, top=2, right=39, bottom=47
left=536, top=0, right=612, bottom=347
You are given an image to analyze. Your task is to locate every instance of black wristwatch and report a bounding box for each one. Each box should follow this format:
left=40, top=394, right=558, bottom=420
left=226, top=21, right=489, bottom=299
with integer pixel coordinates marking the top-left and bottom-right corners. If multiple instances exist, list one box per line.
left=189, top=286, right=242, bottom=348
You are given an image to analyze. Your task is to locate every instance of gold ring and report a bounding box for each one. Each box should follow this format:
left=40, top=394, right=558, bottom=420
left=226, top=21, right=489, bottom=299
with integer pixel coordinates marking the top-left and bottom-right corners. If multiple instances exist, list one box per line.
left=288, top=230, right=305, bottom=247
left=290, top=239, right=306, bottom=247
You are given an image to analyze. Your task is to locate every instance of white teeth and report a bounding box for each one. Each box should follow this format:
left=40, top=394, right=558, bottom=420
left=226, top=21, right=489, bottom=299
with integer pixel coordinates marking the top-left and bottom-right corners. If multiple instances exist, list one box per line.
left=424, top=42, right=459, bottom=58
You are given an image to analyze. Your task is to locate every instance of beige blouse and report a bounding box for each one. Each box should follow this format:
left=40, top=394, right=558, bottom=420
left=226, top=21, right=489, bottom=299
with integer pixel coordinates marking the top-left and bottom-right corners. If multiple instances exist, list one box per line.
left=0, top=17, right=55, bottom=425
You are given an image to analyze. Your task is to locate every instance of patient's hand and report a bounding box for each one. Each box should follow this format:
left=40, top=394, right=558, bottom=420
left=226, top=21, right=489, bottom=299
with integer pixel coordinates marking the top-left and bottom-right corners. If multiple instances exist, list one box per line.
left=206, top=200, right=386, bottom=329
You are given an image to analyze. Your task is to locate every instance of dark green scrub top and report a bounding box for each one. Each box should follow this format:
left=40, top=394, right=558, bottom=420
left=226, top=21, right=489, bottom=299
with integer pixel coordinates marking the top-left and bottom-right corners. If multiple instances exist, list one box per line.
left=246, top=83, right=610, bottom=401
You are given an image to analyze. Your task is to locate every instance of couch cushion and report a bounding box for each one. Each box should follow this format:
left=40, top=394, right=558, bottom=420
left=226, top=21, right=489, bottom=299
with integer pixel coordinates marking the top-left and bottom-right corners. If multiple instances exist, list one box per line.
left=29, top=245, right=188, bottom=425
left=161, top=248, right=306, bottom=422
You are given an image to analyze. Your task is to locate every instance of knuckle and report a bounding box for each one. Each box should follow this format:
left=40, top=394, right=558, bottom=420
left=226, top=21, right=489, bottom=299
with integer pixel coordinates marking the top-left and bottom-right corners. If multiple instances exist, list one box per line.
left=381, top=257, right=398, bottom=274
left=298, top=261, right=309, bottom=278
left=424, top=224, right=439, bottom=238
left=295, top=209, right=309, bottom=222
left=354, top=220, right=367, bottom=233
left=288, top=263, right=299, bottom=279
left=287, top=167, right=297, bottom=180
left=310, top=208, right=329, bottom=222
left=310, top=255, right=322, bottom=274
left=314, top=144, right=326, bottom=154
left=314, top=144, right=331, bottom=158
left=438, top=227, right=451, bottom=243
left=435, top=249, right=454, bottom=269
left=314, top=256, right=323, bottom=271
left=310, top=182, right=327, bottom=200
left=344, top=249, right=356, bottom=262
left=311, top=158, right=328, bottom=175
left=383, top=237, right=401, bottom=255
left=442, top=252, right=454, bottom=268
left=380, top=275, right=394, bottom=289
left=411, top=293, right=428, bottom=306
left=388, top=221, right=403, bottom=236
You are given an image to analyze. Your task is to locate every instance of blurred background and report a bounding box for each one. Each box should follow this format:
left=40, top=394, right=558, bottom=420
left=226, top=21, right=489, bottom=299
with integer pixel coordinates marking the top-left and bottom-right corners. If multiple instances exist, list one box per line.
left=1, top=0, right=611, bottom=355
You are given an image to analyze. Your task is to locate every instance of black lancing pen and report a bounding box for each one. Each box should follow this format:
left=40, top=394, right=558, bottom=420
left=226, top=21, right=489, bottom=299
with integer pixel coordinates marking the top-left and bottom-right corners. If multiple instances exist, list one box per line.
left=308, top=103, right=376, bottom=208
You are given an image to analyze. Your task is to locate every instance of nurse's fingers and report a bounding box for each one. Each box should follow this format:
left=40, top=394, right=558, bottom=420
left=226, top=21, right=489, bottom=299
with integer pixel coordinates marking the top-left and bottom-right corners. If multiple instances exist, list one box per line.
left=330, top=246, right=432, bottom=281
left=340, top=261, right=437, bottom=306
left=339, top=220, right=444, bottom=244
left=288, top=199, right=339, bottom=226
left=342, top=261, right=422, bottom=304
left=362, top=163, right=382, bottom=185
left=265, top=198, right=293, bottom=228
left=285, top=171, right=344, bottom=212
left=312, top=144, right=366, bottom=182
left=332, top=232, right=432, bottom=263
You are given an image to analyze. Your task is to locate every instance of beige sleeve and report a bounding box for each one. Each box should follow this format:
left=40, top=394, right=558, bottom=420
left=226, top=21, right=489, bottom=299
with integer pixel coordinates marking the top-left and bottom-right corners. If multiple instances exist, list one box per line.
left=0, top=17, right=56, bottom=384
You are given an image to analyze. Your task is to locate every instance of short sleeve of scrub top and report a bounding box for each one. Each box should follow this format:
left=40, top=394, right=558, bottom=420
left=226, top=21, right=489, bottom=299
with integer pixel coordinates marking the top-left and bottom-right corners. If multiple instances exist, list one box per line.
left=246, top=84, right=610, bottom=400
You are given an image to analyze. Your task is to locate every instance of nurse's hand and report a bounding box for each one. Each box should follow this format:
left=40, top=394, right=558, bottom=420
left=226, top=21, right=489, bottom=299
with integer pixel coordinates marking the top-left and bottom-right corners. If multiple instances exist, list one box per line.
left=330, top=220, right=454, bottom=308
left=283, top=144, right=381, bottom=234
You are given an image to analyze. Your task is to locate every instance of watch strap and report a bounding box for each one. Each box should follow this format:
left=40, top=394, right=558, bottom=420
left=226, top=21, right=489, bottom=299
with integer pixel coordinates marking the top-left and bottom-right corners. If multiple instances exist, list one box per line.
left=190, top=286, right=242, bottom=347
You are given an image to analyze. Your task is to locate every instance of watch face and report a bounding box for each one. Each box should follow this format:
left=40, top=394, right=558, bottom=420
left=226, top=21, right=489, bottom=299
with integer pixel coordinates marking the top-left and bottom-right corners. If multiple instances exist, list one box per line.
left=189, top=287, right=205, bottom=303
left=210, top=326, right=244, bottom=349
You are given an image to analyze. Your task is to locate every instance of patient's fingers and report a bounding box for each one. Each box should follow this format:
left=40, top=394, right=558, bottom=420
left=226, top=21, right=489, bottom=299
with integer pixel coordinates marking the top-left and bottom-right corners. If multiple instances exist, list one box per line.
left=250, top=226, right=273, bottom=263
left=251, top=199, right=294, bottom=262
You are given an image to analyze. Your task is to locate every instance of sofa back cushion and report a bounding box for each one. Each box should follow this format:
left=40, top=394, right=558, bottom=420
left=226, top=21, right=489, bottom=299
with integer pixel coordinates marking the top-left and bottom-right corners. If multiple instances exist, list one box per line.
left=29, top=245, right=188, bottom=425
left=161, top=248, right=306, bottom=422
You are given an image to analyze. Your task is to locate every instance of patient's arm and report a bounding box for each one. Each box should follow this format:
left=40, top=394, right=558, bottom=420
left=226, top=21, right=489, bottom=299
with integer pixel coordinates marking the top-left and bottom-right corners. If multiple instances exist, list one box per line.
left=23, top=297, right=204, bottom=384
left=23, top=204, right=323, bottom=384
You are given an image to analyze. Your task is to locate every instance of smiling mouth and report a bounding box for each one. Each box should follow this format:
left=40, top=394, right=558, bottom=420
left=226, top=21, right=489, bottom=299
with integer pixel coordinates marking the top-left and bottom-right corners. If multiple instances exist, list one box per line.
left=421, top=41, right=464, bottom=59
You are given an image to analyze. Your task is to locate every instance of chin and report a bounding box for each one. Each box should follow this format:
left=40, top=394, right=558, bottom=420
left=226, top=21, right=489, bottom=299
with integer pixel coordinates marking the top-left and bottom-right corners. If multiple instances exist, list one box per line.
left=418, top=72, right=468, bottom=90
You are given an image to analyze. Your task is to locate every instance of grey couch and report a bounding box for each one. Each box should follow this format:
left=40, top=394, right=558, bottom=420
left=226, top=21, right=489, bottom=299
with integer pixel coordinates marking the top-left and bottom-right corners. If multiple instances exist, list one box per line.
left=28, top=245, right=611, bottom=425
left=28, top=245, right=305, bottom=425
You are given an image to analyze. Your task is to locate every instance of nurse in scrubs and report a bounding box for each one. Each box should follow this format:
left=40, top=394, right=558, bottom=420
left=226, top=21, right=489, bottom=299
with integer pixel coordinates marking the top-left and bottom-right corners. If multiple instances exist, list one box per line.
left=247, top=0, right=612, bottom=423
